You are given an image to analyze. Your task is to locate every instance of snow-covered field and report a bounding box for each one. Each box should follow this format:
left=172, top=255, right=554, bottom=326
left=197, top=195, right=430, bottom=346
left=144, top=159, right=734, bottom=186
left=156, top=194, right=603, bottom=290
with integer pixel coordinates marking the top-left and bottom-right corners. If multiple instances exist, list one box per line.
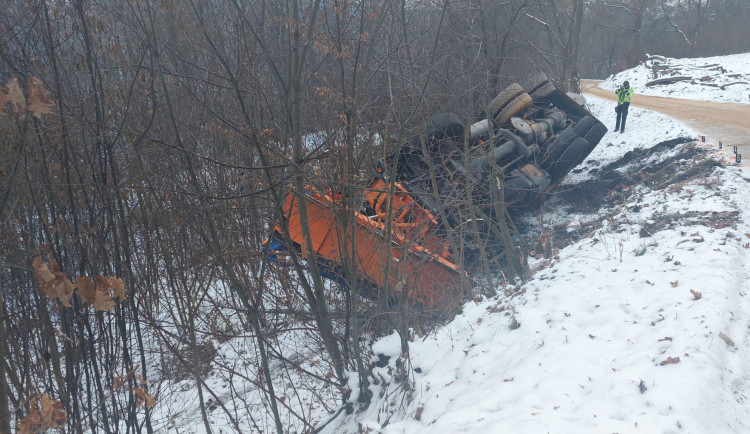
left=599, top=53, right=750, bottom=104
left=324, top=97, right=750, bottom=433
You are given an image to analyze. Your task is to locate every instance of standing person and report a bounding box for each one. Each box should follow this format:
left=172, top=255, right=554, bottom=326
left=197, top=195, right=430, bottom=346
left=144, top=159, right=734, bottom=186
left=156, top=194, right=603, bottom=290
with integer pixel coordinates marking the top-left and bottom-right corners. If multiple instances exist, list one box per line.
left=615, top=81, right=633, bottom=133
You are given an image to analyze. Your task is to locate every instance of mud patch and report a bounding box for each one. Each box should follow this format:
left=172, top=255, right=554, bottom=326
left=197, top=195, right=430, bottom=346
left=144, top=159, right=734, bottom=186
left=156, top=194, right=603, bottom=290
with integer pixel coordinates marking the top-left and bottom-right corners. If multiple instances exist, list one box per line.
left=555, top=137, right=719, bottom=213
left=530, top=137, right=732, bottom=253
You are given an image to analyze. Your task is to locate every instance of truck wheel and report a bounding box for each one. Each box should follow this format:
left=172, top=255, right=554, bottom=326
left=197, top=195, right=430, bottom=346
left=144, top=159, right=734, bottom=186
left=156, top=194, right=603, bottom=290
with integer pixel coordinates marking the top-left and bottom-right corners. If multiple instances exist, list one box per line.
left=530, top=82, right=557, bottom=101
left=426, top=113, right=464, bottom=141
left=548, top=137, right=589, bottom=181
left=488, top=83, right=525, bottom=119
left=494, top=93, right=533, bottom=125
left=539, top=127, right=577, bottom=172
left=524, top=72, right=550, bottom=95
left=572, top=116, right=596, bottom=137
left=567, top=121, right=608, bottom=167
left=582, top=121, right=607, bottom=147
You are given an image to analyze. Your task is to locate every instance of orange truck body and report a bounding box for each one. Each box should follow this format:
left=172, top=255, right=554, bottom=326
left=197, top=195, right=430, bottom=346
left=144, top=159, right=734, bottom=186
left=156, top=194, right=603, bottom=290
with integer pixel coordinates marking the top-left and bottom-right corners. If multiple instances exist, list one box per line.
left=275, top=182, right=463, bottom=307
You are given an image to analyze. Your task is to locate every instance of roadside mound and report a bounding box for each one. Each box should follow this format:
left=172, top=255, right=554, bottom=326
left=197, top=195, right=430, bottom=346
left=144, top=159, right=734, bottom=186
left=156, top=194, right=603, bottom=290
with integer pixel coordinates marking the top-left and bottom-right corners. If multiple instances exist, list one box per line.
left=599, top=53, right=750, bottom=104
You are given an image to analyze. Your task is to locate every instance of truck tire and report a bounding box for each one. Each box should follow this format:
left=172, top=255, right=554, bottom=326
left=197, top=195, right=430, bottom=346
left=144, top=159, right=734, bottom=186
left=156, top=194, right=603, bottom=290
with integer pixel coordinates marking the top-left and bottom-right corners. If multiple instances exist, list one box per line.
left=524, top=72, right=550, bottom=95
left=488, top=83, right=525, bottom=119
left=494, top=93, right=533, bottom=125
left=530, top=82, right=557, bottom=101
left=572, top=116, right=596, bottom=137
left=539, top=127, right=577, bottom=172
left=567, top=121, right=608, bottom=167
left=547, top=137, right=589, bottom=181
left=426, top=113, right=464, bottom=141
left=582, top=121, right=607, bottom=147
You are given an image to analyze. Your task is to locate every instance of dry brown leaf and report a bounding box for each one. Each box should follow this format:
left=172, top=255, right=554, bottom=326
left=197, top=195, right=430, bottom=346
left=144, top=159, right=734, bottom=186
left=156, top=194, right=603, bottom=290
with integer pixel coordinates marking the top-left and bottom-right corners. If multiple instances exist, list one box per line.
left=134, top=387, right=157, bottom=408
left=17, top=407, right=41, bottom=434
left=95, top=275, right=109, bottom=290
left=659, top=356, right=681, bottom=366
left=27, top=76, right=55, bottom=118
left=110, top=276, right=127, bottom=301
left=719, top=332, right=735, bottom=347
left=32, top=257, right=56, bottom=299
left=75, top=276, right=96, bottom=304
left=670, top=281, right=678, bottom=287
left=18, top=394, right=66, bottom=433
left=48, top=258, right=60, bottom=274
left=136, top=374, right=147, bottom=384
left=5, top=77, right=25, bottom=114
left=690, top=289, right=702, bottom=300
left=33, top=257, right=56, bottom=283
left=114, top=375, right=126, bottom=390
left=54, top=277, right=75, bottom=307
left=93, top=275, right=116, bottom=310
left=94, top=288, right=115, bottom=311
left=39, top=393, right=67, bottom=428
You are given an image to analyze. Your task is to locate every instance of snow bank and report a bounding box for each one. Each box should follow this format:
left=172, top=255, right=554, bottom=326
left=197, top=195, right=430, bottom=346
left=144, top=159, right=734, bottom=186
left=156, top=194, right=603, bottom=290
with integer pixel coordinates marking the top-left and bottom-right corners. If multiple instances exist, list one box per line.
left=599, top=53, right=750, bottom=104
left=326, top=96, right=750, bottom=433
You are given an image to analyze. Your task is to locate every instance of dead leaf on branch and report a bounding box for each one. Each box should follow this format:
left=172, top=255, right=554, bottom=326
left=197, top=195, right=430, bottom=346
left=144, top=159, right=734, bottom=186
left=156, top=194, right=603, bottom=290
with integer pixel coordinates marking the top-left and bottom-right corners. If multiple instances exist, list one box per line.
left=110, top=276, right=127, bottom=301
left=114, top=375, right=126, bottom=390
left=0, top=76, right=55, bottom=118
left=17, top=407, right=41, bottom=434
left=74, top=276, right=96, bottom=304
left=94, top=286, right=116, bottom=311
left=17, top=393, right=66, bottom=434
left=32, top=257, right=125, bottom=311
left=40, top=393, right=67, bottom=428
left=94, top=275, right=127, bottom=310
left=54, top=277, right=75, bottom=308
left=133, top=387, right=157, bottom=408
left=3, top=77, right=26, bottom=115
left=33, top=257, right=57, bottom=299
left=27, top=76, right=55, bottom=118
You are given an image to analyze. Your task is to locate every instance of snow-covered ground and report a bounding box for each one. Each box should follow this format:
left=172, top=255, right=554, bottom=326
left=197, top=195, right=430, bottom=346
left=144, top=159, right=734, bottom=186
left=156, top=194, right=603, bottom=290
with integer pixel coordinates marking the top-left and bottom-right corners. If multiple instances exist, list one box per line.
left=150, top=54, right=750, bottom=433
left=599, top=52, right=750, bottom=104
left=324, top=97, right=750, bottom=433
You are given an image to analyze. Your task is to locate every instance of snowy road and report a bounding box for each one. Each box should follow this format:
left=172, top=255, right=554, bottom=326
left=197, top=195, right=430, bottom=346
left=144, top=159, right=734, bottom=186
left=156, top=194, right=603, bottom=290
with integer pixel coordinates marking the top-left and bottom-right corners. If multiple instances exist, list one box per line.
left=582, top=79, right=750, bottom=156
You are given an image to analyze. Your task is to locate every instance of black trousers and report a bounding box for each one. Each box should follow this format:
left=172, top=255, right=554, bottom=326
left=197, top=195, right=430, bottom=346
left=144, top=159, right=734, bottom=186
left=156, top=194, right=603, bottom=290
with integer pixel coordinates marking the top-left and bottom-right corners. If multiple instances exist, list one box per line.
left=616, top=102, right=630, bottom=131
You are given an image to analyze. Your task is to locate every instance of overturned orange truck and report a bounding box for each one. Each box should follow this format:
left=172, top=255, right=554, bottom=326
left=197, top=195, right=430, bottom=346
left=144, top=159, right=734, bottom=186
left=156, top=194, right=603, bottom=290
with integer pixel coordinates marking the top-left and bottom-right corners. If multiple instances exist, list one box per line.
left=267, top=74, right=608, bottom=306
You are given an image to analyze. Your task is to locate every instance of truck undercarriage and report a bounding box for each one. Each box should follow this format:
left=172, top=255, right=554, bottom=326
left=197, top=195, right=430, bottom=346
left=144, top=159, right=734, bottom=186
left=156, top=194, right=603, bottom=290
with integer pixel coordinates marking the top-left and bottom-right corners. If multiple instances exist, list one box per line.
left=267, top=73, right=608, bottom=306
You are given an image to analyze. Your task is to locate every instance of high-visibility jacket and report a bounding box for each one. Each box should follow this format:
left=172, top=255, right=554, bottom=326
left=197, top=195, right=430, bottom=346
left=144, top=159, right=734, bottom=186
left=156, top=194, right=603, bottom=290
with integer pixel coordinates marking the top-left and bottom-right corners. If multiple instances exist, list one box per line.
left=616, top=87, right=633, bottom=104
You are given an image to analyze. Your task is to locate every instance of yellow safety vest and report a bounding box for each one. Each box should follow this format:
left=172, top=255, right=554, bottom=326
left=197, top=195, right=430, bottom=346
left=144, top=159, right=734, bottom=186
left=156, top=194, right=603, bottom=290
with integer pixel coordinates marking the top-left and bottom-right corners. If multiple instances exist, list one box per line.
left=616, top=87, right=633, bottom=104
